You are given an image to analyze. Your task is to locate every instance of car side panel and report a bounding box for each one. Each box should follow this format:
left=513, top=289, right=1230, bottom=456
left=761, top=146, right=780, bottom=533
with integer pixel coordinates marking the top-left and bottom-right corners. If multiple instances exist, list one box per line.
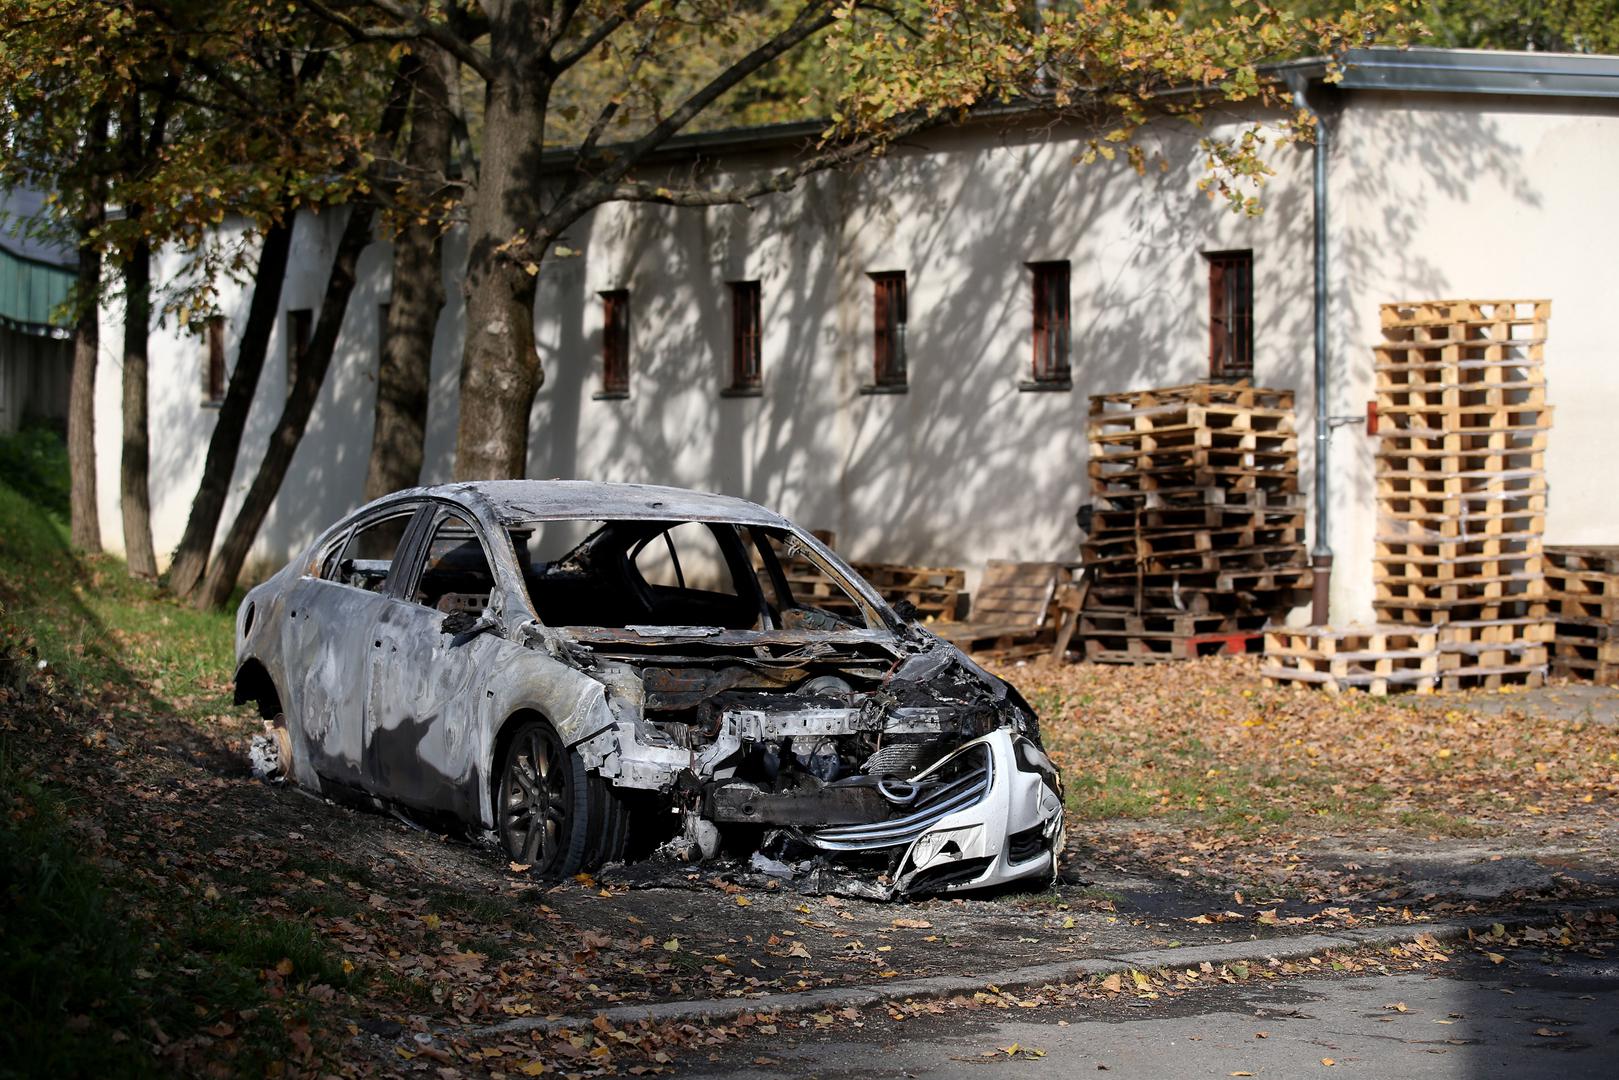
left=363, top=595, right=510, bottom=820
left=282, top=576, right=394, bottom=788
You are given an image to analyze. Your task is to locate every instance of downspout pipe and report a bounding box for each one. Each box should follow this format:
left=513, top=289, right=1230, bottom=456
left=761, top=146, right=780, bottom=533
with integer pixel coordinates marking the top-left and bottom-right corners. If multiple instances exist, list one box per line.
left=1287, top=73, right=1334, bottom=626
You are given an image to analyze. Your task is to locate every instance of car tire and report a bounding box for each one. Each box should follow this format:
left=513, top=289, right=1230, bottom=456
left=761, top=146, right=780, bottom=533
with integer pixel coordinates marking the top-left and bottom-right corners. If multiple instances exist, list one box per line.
left=497, top=718, right=628, bottom=876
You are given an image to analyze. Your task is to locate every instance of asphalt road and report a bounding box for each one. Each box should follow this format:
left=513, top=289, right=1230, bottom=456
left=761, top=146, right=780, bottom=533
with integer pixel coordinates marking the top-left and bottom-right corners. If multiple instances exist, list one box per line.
left=685, top=946, right=1619, bottom=1079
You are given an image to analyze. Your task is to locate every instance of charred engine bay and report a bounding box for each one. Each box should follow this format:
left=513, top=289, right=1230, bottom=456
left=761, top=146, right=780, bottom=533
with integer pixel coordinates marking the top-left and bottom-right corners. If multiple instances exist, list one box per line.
left=566, top=632, right=1062, bottom=899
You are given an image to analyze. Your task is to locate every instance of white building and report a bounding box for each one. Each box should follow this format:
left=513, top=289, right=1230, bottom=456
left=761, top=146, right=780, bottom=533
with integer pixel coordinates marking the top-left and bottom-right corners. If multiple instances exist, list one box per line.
left=95, top=47, right=1619, bottom=623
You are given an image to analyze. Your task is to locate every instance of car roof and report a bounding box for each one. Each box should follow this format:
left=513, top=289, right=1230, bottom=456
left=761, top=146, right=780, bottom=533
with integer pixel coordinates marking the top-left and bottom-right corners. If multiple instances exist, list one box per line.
left=394, top=480, right=794, bottom=528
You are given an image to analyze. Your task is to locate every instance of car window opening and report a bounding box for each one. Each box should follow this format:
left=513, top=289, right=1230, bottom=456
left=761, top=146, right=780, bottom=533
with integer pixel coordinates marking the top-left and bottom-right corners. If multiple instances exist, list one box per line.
left=414, top=515, right=496, bottom=614
left=509, top=519, right=874, bottom=632
left=325, top=510, right=415, bottom=592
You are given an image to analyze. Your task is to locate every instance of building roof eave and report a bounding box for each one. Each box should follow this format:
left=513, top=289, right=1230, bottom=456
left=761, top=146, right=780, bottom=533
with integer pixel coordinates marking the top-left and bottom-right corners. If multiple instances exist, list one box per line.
left=1327, top=46, right=1619, bottom=99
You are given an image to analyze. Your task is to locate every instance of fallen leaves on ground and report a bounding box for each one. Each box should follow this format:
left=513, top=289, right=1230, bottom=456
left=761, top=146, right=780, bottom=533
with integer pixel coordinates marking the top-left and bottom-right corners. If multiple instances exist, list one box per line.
left=996, top=655, right=1619, bottom=904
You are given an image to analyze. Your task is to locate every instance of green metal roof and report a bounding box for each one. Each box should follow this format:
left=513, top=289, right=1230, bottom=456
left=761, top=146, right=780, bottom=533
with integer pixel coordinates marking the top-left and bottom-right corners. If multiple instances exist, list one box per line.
left=0, top=241, right=74, bottom=335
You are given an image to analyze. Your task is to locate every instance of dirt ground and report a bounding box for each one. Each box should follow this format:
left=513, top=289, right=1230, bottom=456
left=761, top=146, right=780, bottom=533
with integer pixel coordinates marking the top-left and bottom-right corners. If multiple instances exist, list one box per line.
left=8, top=653, right=1619, bottom=1077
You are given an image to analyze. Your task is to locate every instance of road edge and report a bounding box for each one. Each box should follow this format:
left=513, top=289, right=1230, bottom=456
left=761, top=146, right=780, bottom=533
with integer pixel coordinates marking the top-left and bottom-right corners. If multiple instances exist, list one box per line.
left=457, top=901, right=1619, bottom=1040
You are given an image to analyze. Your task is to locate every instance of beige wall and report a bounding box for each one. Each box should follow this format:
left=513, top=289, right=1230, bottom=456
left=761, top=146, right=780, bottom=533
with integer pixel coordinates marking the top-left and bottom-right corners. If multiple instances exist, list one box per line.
left=93, top=89, right=1619, bottom=622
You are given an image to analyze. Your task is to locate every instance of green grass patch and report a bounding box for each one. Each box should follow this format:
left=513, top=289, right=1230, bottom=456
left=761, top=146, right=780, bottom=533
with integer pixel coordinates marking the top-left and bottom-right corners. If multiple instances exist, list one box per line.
left=0, top=420, right=69, bottom=517
left=1394, top=809, right=1498, bottom=838
left=0, top=428, right=236, bottom=715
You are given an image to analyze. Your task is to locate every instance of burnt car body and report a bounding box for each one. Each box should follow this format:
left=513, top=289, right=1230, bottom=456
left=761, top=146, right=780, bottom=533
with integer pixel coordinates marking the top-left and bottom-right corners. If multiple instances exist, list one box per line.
left=234, top=481, right=1064, bottom=898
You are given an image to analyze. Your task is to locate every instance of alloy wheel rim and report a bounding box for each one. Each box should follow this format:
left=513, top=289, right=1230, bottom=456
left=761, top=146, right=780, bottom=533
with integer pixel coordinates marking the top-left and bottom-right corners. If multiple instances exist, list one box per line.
left=503, top=727, right=569, bottom=867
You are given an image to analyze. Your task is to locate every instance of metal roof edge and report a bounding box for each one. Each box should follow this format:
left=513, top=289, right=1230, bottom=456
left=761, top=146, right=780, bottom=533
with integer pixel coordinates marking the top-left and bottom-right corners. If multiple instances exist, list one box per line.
left=1333, top=46, right=1619, bottom=99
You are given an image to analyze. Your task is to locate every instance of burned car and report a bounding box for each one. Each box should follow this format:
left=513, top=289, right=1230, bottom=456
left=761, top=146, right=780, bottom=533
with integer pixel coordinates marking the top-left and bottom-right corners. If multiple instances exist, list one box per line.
left=235, top=481, right=1063, bottom=898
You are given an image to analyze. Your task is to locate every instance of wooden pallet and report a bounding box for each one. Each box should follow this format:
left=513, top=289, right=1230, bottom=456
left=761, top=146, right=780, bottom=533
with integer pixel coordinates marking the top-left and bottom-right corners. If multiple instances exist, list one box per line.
left=1551, top=622, right=1619, bottom=685
left=1089, top=381, right=1295, bottom=414
left=1544, top=546, right=1619, bottom=575
left=1093, top=486, right=1304, bottom=512
left=934, top=560, right=1063, bottom=658
left=1380, top=299, right=1550, bottom=329
left=1261, top=626, right=1438, bottom=695
left=1439, top=663, right=1547, bottom=692
left=850, top=562, right=964, bottom=622
left=1085, top=628, right=1264, bottom=665
left=1542, top=551, right=1619, bottom=683
left=1373, top=597, right=1551, bottom=626
left=1081, top=381, right=1306, bottom=662
left=755, top=535, right=965, bottom=623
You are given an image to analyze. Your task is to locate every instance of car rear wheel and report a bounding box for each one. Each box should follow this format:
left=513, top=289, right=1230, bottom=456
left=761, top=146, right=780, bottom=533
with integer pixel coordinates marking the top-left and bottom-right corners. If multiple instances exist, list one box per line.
left=497, top=718, right=628, bottom=876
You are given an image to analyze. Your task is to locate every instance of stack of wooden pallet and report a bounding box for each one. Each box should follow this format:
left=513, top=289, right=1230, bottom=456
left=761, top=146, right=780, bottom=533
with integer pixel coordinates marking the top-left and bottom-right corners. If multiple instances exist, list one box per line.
left=1545, top=546, right=1619, bottom=684
left=1373, top=299, right=1554, bottom=690
left=1262, top=626, right=1439, bottom=695
left=1079, top=382, right=1311, bottom=663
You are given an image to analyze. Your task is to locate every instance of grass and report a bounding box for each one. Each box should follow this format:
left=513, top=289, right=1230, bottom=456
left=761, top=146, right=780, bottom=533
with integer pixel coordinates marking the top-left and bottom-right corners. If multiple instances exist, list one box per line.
left=0, top=427, right=337, bottom=1076
left=0, top=743, right=346, bottom=1078
left=0, top=457, right=236, bottom=714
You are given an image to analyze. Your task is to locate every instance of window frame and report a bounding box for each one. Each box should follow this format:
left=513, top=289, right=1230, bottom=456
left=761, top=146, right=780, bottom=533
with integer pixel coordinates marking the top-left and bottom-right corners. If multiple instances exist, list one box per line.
left=1024, top=260, right=1072, bottom=391
left=724, top=280, right=763, bottom=395
left=203, top=315, right=227, bottom=406
left=398, top=507, right=502, bottom=612
left=317, top=505, right=424, bottom=594
left=1205, top=249, right=1254, bottom=380
left=598, top=288, right=631, bottom=399
left=868, top=270, right=909, bottom=390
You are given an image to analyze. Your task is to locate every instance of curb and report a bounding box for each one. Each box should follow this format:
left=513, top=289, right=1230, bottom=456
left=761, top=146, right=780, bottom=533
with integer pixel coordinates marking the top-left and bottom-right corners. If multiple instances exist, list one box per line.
left=460, top=901, right=1619, bottom=1040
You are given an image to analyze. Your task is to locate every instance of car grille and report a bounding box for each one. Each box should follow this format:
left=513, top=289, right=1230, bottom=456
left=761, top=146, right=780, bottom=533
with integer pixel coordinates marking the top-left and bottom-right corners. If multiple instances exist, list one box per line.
left=803, top=745, right=991, bottom=852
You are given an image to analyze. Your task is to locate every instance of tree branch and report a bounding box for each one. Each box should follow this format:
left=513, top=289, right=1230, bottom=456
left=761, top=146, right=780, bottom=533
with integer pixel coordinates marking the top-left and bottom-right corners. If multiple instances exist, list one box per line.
left=571, top=17, right=661, bottom=165
left=546, top=0, right=842, bottom=225
left=551, top=0, right=659, bottom=72
left=551, top=112, right=928, bottom=227
left=300, top=0, right=495, bottom=80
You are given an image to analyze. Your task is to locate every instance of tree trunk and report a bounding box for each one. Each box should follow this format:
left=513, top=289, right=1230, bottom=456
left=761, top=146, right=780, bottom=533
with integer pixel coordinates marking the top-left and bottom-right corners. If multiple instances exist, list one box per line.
left=167, top=212, right=296, bottom=598
left=452, top=57, right=552, bottom=480
left=364, top=48, right=452, bottom=502
left=68, top=188, right=104, bottom=553
left=119, top=235, right=157, bottom=579
left=193, top=202, right=376, bottom=609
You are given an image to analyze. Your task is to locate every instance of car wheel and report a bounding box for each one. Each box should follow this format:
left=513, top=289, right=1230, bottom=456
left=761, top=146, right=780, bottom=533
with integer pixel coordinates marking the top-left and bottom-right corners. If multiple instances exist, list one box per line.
left=497, top=718, right=628, bottom=875
left=248, top=711, right=294, bottom=782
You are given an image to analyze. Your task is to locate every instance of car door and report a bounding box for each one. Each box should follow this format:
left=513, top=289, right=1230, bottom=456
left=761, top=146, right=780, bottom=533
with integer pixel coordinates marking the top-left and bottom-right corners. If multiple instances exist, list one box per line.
left=362, top=505, right=513, bottom=818
left=281, top=503, right=426, bottom=789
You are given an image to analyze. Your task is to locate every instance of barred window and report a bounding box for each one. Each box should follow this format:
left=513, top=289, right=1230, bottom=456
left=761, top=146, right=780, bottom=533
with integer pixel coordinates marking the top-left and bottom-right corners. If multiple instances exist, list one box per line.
left=870, top=271, right=908, bottom=388
left=1029, top=261, right=1071, bottom=385
left=727, top=280, right=762, bottom=392
left=600, top=289, right=630, bottom=396
left=1206, top=250, right=1254, bottom=379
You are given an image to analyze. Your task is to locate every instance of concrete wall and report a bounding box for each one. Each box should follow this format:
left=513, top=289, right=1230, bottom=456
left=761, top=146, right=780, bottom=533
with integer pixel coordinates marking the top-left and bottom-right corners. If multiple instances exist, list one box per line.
left=91, top=89, right=1619, bottom=621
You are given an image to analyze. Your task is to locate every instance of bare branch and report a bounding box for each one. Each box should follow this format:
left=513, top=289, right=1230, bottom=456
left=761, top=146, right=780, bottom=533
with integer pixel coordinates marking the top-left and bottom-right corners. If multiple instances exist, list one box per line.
left=299, top=0, right=495, bottom=80
left=552, top=0, right=659, bottom=72
left=530, top=112, right=929, bottom=253
left=547, top=0, right=842, bottom=225
left=572, top=17, right=661, bottom=165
